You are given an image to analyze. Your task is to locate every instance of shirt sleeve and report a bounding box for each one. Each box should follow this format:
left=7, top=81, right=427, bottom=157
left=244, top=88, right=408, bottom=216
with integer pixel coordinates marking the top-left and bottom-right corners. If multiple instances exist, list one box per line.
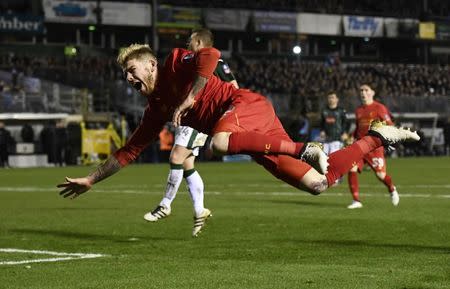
left=195, top=47, right=221, bottom=78
left=113, top=105, right=167, bottom=167
left=379, top=104, right=394, bottom=125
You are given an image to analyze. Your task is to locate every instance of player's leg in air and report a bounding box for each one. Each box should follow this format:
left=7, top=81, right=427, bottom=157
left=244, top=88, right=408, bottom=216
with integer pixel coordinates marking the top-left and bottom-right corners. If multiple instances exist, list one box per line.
left=324, top=140, right=345, bottom=186
left=144, top=126, right=211, bottom=236
left=209, top=94, right=419, bottom=195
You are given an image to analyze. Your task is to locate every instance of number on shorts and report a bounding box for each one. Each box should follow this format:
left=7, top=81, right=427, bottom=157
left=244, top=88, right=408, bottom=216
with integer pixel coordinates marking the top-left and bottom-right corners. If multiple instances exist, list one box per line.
left=371, top=157, right=384, bottom=169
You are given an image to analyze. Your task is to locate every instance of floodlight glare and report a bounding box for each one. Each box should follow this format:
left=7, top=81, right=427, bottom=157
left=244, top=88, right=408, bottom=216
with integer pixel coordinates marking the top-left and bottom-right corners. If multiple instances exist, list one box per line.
left=293, top=45, right=302, bottom=54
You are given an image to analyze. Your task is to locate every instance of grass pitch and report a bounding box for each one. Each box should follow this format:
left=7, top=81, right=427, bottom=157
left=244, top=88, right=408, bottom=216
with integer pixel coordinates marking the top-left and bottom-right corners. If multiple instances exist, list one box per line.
left=0, top=157, right=449, bottom=289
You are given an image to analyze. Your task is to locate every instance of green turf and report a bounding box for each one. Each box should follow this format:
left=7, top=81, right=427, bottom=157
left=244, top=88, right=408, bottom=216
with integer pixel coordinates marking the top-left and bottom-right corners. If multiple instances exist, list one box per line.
left=0, top=157, right=449, bottom=289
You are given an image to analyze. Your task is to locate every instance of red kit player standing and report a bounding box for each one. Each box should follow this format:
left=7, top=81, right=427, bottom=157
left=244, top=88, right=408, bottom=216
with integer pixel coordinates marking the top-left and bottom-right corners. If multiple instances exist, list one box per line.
left=57, top=44, right=419, bottom=231
left=347, top=84, right=400, bottom=209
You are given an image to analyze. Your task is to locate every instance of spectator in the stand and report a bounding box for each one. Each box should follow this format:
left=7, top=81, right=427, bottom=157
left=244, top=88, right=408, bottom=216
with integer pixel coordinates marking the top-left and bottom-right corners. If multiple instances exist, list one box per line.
left=0, top=121, right=13, bottom=168
left=55, top=120, right=68, bottom=166
left=0, top=80, right=12, bottom=111
left=66, top=122, right=82, bottom=165
left=40, top=121, right=56, bottom=165
left=21, top=123, right=34, bottom=143
left=444, top=119, right=450, bottom=156
left=297, top=108, right=310, bottom=143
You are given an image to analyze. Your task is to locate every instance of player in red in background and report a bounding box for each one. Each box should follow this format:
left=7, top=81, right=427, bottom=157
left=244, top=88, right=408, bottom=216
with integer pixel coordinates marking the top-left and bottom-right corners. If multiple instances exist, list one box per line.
left=57, top=44, right=419, bottom=232
left=347, top=84, right=400, bottom=209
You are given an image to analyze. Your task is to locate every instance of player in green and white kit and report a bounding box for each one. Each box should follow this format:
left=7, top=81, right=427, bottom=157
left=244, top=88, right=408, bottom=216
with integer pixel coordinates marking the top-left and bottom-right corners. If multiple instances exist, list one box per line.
left=144, top=29, right=238, bottom=237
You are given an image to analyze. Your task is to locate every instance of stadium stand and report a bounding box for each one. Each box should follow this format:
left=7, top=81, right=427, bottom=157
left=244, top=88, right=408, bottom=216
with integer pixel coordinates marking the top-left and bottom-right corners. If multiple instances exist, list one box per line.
left=0, top=0, right=449, bottom=164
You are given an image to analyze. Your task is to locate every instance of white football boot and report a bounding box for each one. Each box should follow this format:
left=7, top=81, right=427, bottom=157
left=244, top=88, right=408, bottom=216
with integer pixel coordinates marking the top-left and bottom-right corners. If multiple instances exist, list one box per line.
left=390, top=187, right=400, bottom=206
left=347, top=201, right=363, bottom=209
left=368, top=120, right=420, bottom=146
left=192, top=208, right=212, bottom=237
left=144, top=205, right=171, bottom=222
left=299, top=142, right=329, bottom=175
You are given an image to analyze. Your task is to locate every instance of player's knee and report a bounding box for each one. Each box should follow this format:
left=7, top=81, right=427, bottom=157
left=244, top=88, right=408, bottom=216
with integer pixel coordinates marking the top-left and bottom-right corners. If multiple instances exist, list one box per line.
left=169, top=149, right=186, bottom=164
left=302, top=187, right=322, bottom=195
left=299, top=175, right=328, bottom=195
left=182, top=156, right=195, bottom=170
left=309, top=184, right=327, bottom=195
left=211, top=132, right=231, bottom=155
left=169, top=152, right=183, bottom=164
left=169, top=145, right=192, bottom=164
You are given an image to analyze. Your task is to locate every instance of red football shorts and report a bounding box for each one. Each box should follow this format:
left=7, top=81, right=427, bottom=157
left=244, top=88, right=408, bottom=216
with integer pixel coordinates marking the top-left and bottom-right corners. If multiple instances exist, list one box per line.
left=356, top=146, right=386, bottom=173
left=213, top=91, right=312, bottom=187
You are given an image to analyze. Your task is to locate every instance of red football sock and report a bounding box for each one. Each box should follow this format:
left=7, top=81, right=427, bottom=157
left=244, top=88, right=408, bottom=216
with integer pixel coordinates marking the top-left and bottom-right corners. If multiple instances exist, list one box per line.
left=326, top=136, right=382, bottom=186
left=348, top=171, right=360, bottom=201
left=228, top=132, right=304, bottom=157
left=382, top=174, right=395, bottom=192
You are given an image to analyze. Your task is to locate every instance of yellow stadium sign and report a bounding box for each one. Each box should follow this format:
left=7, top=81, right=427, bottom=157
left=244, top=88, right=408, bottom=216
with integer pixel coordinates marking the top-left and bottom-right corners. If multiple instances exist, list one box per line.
left=80, top=121, right=125, bottom=165
left=419, top=22, right=436, bottom=39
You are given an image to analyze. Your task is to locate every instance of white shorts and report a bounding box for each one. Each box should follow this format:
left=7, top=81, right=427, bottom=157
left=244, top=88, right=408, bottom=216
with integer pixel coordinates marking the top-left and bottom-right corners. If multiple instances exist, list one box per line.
left=174, top=126, right=208, bottom=156
left=323, top=141, right=343, bottom=155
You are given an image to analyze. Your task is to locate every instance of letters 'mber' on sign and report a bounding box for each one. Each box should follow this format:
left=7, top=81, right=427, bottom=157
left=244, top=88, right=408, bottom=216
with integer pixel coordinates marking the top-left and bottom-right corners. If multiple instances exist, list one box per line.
left=0, top=14, right=44, bottom=33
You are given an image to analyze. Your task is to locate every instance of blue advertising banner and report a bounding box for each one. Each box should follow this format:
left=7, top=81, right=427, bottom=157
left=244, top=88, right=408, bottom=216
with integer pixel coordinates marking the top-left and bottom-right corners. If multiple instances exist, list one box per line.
left=42, top=0, right=96, bottom=24
left=0, top=14, right=44, bottom=33
left=343, top=16, right=383, bottom=37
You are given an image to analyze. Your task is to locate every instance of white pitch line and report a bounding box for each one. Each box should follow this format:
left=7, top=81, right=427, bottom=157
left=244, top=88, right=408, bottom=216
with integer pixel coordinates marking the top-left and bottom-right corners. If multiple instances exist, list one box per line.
left=0, top=248, right=105, bottom=266
left=100, top=190, right=450, bottom=199
left=2, top=183, right=450, bottom=191
left=0, top=186, right=449, bottom=198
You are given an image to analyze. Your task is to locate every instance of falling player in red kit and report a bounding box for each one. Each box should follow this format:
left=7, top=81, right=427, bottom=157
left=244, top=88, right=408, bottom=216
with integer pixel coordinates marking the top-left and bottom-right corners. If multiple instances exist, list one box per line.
left=57, top=44, right=419, bottom=231
left=347, top=84, right=400, bottom=209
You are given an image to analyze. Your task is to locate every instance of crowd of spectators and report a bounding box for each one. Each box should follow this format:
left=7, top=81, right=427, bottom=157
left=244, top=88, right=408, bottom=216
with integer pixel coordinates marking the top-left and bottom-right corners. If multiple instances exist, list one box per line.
left=1, top=51, right=449, bottom=158
left=232, top=57, right=450, bottom=113
left=0, top=53, right=120, bottom=90
left=1, top=52, right=449, bottom=115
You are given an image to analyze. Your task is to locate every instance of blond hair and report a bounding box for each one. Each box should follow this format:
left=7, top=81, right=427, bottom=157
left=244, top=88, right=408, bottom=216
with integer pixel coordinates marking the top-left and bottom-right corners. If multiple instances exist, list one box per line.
left=117, top=44, right=155, bottom=68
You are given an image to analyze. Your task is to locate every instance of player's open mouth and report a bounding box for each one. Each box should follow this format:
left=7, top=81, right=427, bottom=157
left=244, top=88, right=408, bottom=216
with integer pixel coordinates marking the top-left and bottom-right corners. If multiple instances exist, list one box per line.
left=133, top=81, right=142, bottom=91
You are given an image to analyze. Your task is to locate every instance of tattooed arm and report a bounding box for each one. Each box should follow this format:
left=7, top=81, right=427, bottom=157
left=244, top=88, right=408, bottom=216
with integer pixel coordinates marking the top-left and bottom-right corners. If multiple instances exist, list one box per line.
left=172, top=75, right=208, bottom=127
left=57, top=156, right=122, bottom=199
left=87, top=156, right=121, bottom=185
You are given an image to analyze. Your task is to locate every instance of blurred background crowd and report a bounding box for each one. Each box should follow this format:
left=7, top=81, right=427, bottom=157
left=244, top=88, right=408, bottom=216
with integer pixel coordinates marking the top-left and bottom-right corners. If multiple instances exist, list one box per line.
left=0, top=0, right=449, bottom=167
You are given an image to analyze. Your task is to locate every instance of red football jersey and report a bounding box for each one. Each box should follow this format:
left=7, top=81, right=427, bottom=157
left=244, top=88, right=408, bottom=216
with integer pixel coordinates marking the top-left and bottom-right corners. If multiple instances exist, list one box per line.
left=354, top=100, right=393, bottom=140
left=114, top=47, right=237, bottom=166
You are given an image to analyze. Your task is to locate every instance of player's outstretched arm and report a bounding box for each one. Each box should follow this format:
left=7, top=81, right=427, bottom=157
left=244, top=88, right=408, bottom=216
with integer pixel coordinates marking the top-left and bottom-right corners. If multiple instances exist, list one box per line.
left=57, top=156, right=122, bottom=199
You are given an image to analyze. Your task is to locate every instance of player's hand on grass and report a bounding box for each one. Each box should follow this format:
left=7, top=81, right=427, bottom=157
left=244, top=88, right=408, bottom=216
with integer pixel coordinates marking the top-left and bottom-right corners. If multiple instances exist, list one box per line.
left=57, top=177, right=92, bottom=199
